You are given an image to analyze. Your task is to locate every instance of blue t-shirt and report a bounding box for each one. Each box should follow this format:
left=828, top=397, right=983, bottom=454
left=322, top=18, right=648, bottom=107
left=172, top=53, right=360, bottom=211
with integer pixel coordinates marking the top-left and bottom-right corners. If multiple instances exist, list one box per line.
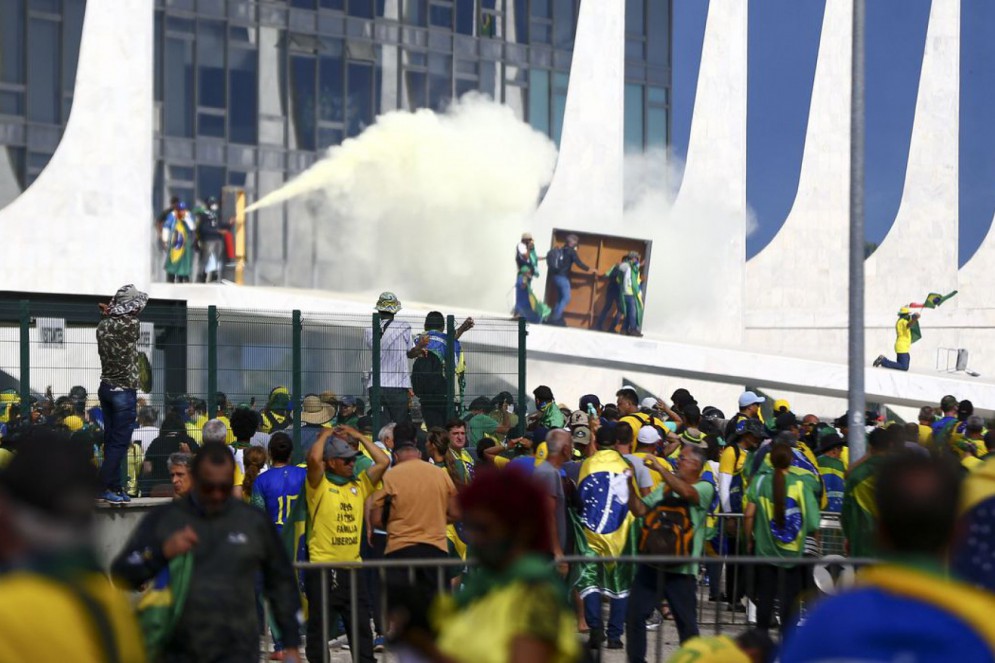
left=252, top=465, right=307, bottom=534
left=781, top=587, right=992, bottom=663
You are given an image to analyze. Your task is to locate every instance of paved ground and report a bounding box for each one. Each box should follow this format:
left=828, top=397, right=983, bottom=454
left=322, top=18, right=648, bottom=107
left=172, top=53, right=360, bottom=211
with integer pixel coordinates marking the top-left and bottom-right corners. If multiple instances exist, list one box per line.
left=262, top=598, right=754, bottom=662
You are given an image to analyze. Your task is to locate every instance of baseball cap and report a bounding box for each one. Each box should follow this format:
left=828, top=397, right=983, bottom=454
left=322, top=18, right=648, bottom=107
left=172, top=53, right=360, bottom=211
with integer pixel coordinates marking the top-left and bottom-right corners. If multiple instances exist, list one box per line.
left=568, top=410, right=589, bottom=428
left=738, top=391, right=766, bottom=408
left=571, top=426, right=592, bottom=446
left=772, top=398, right=791, bottom=414
left=636, top=426, right=662, bottom=446
left=324, top=437, right=359, bottom=460
left=339, top=395, right=357, bottom=407
left=640, top=397, right=659, bottom=411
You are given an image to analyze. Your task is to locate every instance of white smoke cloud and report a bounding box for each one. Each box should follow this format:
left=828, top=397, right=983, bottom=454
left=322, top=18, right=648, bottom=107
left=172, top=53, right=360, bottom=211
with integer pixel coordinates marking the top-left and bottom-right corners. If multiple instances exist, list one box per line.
left=247, top=93, right=558, bottom=311
left=621, top=149, right=759, bottom=334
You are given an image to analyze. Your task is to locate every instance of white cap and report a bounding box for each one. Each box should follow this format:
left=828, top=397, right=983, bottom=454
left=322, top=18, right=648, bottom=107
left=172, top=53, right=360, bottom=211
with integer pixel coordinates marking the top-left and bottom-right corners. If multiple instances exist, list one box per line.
left=639, top=396, right=659, bottom=410
left=738, top=391, right=766, bottom=408
left=636, top=426, right=662, bottom=446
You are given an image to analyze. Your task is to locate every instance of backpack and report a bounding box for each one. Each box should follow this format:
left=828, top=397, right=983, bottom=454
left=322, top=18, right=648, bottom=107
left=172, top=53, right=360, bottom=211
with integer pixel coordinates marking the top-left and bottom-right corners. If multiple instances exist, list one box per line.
left=639, top=491, right=695, bottom=558
left=547, top=247, right=567, bottom=272
left=411, top=351, right=446, bottom=398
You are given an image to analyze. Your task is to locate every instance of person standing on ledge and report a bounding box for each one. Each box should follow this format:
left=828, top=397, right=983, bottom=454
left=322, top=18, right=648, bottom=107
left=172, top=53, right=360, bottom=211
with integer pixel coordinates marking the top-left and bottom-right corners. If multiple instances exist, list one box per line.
left=874, top=306, right=920, bottom=371
left=546, top=233, right=591, bottom=326
left=363, top=292, right=426, bottom=425
left=97, top=284, right=148, bottom=504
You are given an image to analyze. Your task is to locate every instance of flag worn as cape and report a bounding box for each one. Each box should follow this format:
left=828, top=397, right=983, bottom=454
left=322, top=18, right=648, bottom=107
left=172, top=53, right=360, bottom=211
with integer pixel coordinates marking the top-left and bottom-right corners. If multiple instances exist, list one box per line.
left=572, top=449, right=638, bottom=599
left=616, top=264, right=645, bottom=327
left=281, top=475, right=312, bottom=619
left=952, top=456, right=995, bottom=592
left=841, top=454, right=884, bottom=558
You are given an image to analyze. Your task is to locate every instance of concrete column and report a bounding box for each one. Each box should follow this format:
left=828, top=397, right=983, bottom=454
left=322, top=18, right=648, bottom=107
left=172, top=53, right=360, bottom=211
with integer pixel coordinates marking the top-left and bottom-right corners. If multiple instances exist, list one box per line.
left=0, top=0, right=153, bottom=295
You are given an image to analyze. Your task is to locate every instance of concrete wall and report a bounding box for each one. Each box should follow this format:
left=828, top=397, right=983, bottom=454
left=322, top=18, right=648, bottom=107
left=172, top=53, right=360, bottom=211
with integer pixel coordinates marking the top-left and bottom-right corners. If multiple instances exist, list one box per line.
left=0, top=0, right=153, bottom=297
left=644, top=0, right=748, bottom=343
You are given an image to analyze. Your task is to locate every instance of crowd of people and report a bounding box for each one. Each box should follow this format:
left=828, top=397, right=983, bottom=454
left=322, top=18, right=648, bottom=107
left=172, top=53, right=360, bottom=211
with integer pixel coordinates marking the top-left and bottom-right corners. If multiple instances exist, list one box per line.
left=0, top=284, right=993, bottom=663
left=515, top=233, right=646, bottom=336
left=155, top=196, right=234, bottom=283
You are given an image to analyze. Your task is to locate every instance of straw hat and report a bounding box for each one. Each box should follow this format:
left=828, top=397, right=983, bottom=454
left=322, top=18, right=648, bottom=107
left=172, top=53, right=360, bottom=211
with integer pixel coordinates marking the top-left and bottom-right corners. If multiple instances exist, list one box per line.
left=300, top=395, right=333, bottom=425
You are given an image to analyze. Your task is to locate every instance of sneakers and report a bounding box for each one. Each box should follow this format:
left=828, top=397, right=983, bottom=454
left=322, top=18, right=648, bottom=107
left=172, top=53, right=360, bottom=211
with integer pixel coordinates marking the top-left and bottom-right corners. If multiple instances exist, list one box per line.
left=373, top=636, right=385, bottom=653
left=606, top=639, right=624, bottom=650
left=873, top=355, right=885, bottom=367
left=117, top=491, right=132, bottom=503
left=645, top=609, right=663, bottom=630
left=100, top=490, right=126, bottom=504
left=587, top=630, right=605, bottom=649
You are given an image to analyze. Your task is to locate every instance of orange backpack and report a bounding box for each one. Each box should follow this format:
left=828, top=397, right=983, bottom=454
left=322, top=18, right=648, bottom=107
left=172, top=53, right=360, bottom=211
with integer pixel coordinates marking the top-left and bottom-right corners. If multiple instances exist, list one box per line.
left=639, top=491, right=694, bottom=557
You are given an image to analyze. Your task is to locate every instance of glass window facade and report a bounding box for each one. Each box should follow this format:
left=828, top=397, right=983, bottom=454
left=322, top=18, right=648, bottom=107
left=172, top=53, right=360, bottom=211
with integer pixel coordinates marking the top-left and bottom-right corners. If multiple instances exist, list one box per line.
left=624, top=0, right=670, bottom=152
left=0, top=0, right=671, bottom=287
left=0, top=0, right=87, bottom=203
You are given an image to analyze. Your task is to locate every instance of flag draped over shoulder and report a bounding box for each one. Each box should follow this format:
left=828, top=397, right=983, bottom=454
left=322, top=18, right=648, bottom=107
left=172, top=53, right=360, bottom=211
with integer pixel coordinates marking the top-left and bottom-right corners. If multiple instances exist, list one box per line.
left=572, top=450, right=638, bottom=599
left=282, top=479, right=311, bottom=618
left=842, top=455, right=883, bottom=558
left=136, top=553, right=194, bottom=658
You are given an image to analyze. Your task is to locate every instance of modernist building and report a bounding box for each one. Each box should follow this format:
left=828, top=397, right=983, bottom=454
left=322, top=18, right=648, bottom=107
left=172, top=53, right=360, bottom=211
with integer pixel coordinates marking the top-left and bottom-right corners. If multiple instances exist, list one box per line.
left=0, top=0, right=670, bottom=287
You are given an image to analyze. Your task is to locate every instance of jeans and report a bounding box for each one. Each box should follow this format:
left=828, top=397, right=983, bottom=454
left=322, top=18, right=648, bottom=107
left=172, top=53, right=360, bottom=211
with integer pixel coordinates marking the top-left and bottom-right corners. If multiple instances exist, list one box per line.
left=880, top=352, right=910, bottom=371
left=304, top=568, right=375, bottom=663
left=98, top=382, right=137, bottom=492
left=596, top=287, right=621, bottom=332
left=626, top=566, right=699, bottom=662
left=623, top=295, right=639, bottom=333
left=363, top=532, right=388, bottom=637
left=753, top=564, right=804, bottom=634
left=551, top=274, right=572, bottom=321
left=583, top=592, right=627, bottom=641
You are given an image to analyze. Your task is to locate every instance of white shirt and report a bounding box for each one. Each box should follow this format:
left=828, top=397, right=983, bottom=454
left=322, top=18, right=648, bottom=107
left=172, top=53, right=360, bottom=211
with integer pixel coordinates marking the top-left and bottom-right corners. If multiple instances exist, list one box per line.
left=363, top=317, right=413, bottom=389
left=132, top=426, right=159, bottom=456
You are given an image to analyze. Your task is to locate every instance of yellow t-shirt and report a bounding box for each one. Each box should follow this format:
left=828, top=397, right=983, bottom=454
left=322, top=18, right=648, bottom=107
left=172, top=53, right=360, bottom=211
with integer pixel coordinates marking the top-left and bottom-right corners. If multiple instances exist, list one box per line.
left=666, top=635, right=749, bottom=663
left=619, top=412, right=658, bottom=447
left=719, top=445, right=746, bottom=476
left=631, top=451, right=664, bottom=490
left=895, top=318, right=912, bottom=354
left=185, top=415, right=207, bottom=442
left=0, top=572, right=145, bottom=663
left=918, top=424, right=933, bottom=446
left=306, top=471, right=375, bottom=562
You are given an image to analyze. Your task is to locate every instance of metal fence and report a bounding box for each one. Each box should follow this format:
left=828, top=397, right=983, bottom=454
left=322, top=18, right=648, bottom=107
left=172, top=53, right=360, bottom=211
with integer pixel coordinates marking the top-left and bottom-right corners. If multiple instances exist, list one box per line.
left=295, top=546, right=874, bottom=663
left=0, top=296, right=526, bottom=491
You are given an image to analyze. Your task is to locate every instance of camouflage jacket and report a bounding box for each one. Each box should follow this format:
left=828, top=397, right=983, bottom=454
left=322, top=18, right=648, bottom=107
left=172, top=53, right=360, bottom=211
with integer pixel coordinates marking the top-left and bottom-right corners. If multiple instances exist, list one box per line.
left=97, top=315, right=139, bottom=389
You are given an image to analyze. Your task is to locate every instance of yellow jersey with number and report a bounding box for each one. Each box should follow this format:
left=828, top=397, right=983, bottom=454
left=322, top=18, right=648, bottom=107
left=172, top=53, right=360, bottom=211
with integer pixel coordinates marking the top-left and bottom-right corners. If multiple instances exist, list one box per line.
left=666, top=635, right=749, bottom=663
left=306, top=471, right=375, bottom=562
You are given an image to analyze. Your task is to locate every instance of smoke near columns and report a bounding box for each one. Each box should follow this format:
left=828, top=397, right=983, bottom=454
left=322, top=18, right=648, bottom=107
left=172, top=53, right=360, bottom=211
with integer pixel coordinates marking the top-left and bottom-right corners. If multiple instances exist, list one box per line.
left=246, top=93, right=558, bottom=311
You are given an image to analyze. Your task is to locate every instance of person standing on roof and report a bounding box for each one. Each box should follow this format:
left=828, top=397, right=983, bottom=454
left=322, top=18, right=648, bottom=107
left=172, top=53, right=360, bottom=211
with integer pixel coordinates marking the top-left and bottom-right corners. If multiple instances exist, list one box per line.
left=873, top=306, right=920, bottom=371
left=515, top=232, right=542, bottom=275
left=546, top=234, right=592, bottom=326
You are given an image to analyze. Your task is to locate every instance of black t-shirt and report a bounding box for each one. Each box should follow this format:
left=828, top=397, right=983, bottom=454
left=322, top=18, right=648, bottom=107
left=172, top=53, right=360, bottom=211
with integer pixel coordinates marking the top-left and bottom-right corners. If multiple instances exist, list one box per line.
left=144, top=431, right=198, bottom=486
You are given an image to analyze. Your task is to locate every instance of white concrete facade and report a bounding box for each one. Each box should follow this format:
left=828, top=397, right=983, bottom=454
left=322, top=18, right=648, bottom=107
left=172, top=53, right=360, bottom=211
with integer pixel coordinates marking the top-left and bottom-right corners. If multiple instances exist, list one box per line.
left=0, top=0, right=152, bottom=297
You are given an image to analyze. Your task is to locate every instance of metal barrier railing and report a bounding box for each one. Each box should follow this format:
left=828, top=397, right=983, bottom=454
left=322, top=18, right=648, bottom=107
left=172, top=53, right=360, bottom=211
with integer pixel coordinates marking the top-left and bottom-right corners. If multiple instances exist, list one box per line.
left=293, top=546, right=873, bottom=663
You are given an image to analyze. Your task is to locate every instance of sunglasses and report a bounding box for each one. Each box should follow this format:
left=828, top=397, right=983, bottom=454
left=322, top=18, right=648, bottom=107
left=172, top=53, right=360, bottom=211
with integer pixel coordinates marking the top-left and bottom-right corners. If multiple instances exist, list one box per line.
left=337, top=456, right=357, bottom=464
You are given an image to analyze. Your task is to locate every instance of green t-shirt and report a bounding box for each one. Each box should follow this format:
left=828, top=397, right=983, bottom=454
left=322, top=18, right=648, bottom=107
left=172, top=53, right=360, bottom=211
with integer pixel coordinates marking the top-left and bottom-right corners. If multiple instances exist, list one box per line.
left=467, top=413, right=499, bottom=445
left=744, top=471, right=821, bottom=566
left=642, top=479, right=715, bottom=576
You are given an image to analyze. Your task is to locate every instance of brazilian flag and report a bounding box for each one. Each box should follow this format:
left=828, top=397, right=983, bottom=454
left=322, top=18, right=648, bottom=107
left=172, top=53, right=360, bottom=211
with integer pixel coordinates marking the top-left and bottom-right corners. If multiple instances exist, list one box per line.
left=923, top=290, right=958, bottom=309
left=953, top=457, right=995, bottom=592
left=616, top=264, right=645, bottom=328
left=572, top=450, right=639, bottom=599
left=136, top=553, right=194, bottom=659
left=841, top=455, right=884, bottom=558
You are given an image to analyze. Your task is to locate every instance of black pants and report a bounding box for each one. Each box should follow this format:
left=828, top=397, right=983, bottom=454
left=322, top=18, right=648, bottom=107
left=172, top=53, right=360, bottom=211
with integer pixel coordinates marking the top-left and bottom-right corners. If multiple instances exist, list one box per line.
left=380, top=387, right=410, bottom=425
left=753, top=564, right=804, bottom=633
left=626, top=566, right=699, bottom=662
left=363, top=532, right=388, bottom=637
left=419, top=395, right=448, bottom=430
left=385, top=544, right=449, bottom=611
left=304, top=568, right=375, bottom=663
